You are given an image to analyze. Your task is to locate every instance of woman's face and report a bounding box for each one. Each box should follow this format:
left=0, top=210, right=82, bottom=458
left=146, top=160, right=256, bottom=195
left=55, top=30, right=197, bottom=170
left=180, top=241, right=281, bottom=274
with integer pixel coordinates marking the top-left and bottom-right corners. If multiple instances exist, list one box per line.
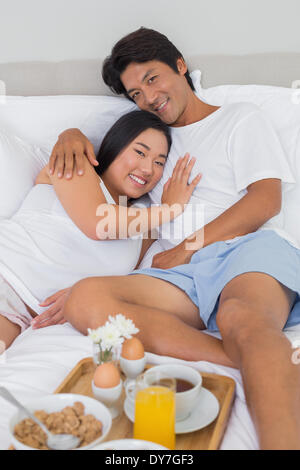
left=102, top=128, right=168, bottom=201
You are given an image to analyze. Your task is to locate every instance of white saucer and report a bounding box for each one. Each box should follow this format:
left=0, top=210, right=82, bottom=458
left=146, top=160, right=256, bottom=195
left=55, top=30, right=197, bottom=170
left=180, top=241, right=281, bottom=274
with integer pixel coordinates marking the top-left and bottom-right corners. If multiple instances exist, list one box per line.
left=124, top=387, right=220, bottom=434
left=92, top=439, right=169, bottom=450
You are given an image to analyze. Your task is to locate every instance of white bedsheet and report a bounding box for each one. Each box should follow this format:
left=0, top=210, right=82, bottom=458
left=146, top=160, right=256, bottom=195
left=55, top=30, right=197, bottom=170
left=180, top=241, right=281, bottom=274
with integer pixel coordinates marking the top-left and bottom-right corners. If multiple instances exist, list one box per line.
left=1, top=322, right=300, bottom=450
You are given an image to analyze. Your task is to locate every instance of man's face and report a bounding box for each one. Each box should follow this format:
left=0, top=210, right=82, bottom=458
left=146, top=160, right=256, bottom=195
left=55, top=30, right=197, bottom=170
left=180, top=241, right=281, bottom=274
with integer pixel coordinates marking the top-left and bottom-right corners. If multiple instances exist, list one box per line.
left=120, top=59, right=190, bottom=126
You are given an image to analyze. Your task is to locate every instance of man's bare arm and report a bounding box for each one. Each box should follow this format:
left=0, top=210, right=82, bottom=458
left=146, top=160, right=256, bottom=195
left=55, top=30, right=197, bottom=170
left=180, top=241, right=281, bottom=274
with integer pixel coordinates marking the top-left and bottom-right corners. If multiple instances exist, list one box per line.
left=152, top=178, right=282, bottom=269
left=49, top=128, right=98, bottom=179
left=187, top=178, right=281, bottom=250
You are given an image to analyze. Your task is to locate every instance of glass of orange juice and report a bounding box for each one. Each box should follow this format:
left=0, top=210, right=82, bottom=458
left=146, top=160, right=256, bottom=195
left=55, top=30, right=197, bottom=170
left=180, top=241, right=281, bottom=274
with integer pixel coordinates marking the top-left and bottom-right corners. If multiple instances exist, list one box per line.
left=127, top=370, right=176, bottom=449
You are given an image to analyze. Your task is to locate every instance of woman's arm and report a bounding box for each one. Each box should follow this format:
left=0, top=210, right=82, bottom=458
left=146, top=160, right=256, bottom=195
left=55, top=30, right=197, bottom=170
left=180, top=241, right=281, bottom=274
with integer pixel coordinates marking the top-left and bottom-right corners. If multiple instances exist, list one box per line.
left=47, top=154, right=201, bottom=241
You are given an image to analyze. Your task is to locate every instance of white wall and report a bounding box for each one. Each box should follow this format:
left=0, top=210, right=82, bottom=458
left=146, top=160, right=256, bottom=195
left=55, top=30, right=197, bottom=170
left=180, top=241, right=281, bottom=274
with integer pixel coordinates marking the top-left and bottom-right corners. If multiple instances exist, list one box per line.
left=1, top=0, right=300, bottom=63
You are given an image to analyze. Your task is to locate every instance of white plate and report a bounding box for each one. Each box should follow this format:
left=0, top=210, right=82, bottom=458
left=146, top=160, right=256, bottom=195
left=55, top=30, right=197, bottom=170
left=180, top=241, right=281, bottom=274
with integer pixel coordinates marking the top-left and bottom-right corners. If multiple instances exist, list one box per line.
left=92, top=439, right=169, bottom=450
left=124, top=387, right=220, bottom=434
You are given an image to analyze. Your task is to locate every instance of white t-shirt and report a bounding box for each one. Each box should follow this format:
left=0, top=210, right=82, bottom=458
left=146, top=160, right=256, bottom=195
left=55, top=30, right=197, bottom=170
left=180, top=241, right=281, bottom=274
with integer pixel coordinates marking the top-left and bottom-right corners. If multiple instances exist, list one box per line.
left=0, top=181, right=142, bottom=314
left=149, top=102, right=296, bottom=250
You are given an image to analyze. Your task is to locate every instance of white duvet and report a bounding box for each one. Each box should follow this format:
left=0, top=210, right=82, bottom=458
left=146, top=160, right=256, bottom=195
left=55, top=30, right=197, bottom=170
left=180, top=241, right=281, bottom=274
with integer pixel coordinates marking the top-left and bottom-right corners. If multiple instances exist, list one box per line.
left=1, top=85, right=300, bottom=450
left=1, top=322, right=300, bottom=450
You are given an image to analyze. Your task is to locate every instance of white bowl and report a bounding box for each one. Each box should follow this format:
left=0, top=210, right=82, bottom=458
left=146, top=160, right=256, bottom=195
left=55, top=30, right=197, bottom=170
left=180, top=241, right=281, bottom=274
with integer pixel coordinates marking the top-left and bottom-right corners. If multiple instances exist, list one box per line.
left=91, top=439, right=169, bottom=450
left=9, top=393, right=112, bottom=450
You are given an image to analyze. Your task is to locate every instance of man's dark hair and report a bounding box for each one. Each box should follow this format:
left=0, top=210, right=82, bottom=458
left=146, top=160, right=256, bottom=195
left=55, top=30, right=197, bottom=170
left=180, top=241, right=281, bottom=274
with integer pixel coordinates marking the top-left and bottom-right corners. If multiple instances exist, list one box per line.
left=102, top=27, right=195, bottom=101
left=95, top=110, right=172, bottom=177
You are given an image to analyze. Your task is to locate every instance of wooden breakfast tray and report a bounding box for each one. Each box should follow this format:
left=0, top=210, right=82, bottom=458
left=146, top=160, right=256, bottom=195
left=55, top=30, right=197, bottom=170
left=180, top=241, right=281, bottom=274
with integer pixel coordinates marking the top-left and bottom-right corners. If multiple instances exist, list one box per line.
left=10, top=357, right=235, bottom=450
left=54, top=357, right=235, bottom=450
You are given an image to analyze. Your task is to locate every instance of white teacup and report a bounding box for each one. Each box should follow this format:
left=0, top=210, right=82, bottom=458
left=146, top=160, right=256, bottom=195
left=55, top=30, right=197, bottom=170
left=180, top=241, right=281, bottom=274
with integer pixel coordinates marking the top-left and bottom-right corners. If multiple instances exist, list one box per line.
left=125, top=364, right=202, bottom=422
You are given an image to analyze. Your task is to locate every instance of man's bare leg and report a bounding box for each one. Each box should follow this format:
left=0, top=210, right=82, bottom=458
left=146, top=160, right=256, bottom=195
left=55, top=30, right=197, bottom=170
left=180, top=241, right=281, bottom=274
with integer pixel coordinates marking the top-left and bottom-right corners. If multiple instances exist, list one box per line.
left=63, top=275, right=236, bottom=368
left=0, top=314, right=21, bottom=348
left=216, top=272, right=300, bottom=450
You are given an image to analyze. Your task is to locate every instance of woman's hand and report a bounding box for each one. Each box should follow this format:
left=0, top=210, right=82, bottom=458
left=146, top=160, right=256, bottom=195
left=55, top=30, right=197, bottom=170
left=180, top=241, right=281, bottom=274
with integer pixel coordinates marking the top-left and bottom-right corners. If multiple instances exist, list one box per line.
left=49, top=129, right=99, bottom=179
left=161, top=153, right=201, bottom=208
left=31, top=288, right=71, bottom=329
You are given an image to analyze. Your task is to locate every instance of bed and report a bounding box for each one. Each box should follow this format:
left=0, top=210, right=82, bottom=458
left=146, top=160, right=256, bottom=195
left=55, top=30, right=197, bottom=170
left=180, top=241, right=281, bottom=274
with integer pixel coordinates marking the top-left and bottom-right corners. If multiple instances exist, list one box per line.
left=0, top=53, right=300, bottom=450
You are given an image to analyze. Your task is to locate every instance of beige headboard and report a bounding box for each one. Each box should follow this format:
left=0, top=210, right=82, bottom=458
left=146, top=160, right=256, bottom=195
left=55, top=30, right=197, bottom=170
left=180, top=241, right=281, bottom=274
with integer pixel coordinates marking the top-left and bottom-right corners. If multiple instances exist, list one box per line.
left=1, top=53, right=300, bottom=96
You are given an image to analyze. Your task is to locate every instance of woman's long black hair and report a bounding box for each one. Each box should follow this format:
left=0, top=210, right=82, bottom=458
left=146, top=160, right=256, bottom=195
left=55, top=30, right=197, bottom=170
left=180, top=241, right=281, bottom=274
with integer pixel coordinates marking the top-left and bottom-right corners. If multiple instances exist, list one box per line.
left=95, top=110, right=172, bottom=176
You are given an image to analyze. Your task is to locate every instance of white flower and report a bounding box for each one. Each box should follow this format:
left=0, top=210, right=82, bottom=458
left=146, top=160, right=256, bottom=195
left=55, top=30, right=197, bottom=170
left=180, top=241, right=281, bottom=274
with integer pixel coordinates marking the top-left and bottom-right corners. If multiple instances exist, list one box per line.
left=88, top=315, right=139, bottom=356
left=87, top=327, right=103, bottom=344
left=98, top=322, right=124, bottom=350
left=108, top=313, right=139, bottom=339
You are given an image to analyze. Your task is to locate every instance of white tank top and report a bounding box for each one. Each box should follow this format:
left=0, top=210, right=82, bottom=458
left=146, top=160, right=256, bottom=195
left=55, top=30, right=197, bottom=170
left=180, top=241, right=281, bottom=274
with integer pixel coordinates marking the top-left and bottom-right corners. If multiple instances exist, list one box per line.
left=0, top=181, right=142, bottom=314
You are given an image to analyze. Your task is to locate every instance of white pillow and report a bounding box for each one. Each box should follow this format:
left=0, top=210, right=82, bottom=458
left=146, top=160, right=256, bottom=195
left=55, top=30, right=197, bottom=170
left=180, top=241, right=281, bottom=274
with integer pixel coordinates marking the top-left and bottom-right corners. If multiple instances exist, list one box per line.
left=0, top=131, right=49, bottom=219
left=190, top=70, right=300, bottom=247
left=0, top=95, right=136, bottom=153
left=0, top=95, right=136, bottom=218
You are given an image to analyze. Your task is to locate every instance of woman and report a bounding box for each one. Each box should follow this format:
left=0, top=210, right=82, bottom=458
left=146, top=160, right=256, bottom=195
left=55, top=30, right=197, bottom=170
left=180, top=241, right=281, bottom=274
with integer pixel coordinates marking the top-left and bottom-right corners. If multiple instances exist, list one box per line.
left=0, top=110, right=200, bottom=347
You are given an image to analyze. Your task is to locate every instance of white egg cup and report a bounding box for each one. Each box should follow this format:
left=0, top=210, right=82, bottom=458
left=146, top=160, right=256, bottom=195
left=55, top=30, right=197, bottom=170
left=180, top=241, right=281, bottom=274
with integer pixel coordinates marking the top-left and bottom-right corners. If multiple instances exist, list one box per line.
left=92, top=379, right=123, bottom=419
left=120, top=355, right=146, bottom=384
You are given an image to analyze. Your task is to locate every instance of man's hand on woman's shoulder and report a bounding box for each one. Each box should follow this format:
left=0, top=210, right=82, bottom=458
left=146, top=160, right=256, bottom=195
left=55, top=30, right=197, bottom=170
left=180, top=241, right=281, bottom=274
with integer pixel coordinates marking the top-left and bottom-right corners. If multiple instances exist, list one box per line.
left=49, top=128, right=98, bottom=179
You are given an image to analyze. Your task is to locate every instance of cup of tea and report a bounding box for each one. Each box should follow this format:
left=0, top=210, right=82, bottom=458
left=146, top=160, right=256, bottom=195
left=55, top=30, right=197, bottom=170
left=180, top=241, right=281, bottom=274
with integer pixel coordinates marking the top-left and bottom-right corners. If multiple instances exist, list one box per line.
left=144, top=364, right=202, bottom=422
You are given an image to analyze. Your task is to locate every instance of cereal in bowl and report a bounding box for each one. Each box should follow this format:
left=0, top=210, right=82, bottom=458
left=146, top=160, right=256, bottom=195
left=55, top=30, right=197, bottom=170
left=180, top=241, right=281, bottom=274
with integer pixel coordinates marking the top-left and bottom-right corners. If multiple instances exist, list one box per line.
left=14, top=401, right=103, bottom=449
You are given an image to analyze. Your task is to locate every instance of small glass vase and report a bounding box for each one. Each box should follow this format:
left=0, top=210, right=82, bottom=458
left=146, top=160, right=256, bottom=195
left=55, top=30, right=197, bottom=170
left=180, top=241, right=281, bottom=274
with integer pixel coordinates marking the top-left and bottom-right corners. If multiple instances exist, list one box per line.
left=92, top=342, right=119, bottom=366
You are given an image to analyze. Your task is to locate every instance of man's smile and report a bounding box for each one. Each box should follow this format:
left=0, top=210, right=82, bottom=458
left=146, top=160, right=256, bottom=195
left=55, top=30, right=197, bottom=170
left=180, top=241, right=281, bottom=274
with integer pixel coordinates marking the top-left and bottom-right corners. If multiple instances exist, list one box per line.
left=154, top=98, right=169, bottom=114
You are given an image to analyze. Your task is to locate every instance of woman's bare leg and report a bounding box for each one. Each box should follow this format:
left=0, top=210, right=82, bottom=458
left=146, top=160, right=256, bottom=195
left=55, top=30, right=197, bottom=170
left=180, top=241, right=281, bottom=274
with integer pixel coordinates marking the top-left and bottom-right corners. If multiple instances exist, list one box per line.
left=0, top=314, right=21, bottom=349
left=63, top=275, right=236, bottom=368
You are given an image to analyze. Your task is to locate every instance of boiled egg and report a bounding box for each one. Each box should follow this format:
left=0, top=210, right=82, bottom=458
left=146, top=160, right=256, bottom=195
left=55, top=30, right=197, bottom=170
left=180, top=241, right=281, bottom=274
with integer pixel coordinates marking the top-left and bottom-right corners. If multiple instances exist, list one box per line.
left=93, top=362, right=121, bottom=388
left=121, top=337, right=144, bottom=360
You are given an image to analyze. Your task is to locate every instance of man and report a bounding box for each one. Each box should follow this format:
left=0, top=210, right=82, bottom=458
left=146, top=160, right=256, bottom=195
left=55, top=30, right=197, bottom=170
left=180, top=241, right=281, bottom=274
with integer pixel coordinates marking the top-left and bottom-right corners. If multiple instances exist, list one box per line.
left=37, top=28, right=300, bottom=449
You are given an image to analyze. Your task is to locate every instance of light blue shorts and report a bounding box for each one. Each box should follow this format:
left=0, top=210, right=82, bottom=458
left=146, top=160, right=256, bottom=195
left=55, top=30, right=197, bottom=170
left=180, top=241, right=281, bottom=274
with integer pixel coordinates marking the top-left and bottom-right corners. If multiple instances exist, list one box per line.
left=130, top=230, right=300, bottom=331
